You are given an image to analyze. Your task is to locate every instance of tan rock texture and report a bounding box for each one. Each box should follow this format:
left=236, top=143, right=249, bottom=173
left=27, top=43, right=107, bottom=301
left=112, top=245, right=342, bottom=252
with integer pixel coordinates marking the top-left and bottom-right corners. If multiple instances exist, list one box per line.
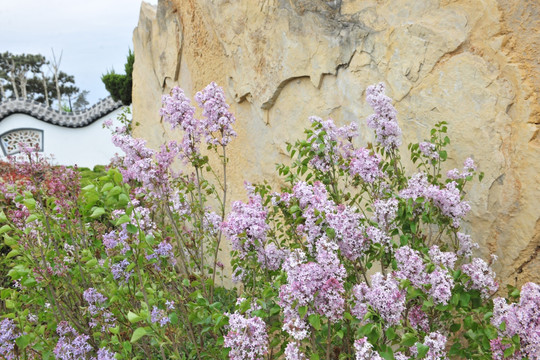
left=132, top=0, right=540, bottom=287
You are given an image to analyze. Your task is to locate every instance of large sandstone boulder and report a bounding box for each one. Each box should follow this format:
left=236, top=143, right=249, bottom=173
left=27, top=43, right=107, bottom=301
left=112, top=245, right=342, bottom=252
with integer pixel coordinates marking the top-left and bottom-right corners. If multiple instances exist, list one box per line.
left=132, top=0, right=540, bottom=287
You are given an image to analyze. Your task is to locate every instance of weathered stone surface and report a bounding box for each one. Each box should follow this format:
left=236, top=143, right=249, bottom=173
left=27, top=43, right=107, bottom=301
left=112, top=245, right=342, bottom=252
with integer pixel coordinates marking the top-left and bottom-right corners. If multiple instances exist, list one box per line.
left=132, top=0, right=540, bottom=287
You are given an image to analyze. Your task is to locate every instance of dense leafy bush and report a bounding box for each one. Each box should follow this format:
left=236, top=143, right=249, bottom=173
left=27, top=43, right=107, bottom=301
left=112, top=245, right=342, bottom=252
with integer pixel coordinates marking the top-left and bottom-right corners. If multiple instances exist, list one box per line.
left=0, top=83, right=538, bottom=359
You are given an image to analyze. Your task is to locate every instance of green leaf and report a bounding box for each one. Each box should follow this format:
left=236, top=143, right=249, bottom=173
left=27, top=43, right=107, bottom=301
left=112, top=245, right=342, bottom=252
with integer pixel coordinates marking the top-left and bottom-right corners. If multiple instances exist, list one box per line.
left=127, top=311, right=143, bottom=323
left=130, top=327, right=151, bottom=343
left=385, top=327, right=396, bottom=341
left=503, top=345, right=515, bottom=358
left=26, top=214, right=39, bottom=223
left=416, top=343, right=430, bottom=358
left=5, top=299, right=15, bottom=309
left=325, top=227, right=336, bottom=239
left=90, top=207, right=106, bottom=218
left=298, top=305, right=308, bottom=318
left=6, top=249, right=20, bottom=259
left=401, top=333, right=418, bottom=347
left=115, top=214, right=131, bottom=226
left=23, top=198, right=36, bottom=210
left=308, top=314, right=321, bottom=331
left=126, top=224, right=138, bottom=234
left=0, top=224, right=12, bottom=234
left=311, top=354, right=320, bottom=360
left=15, top=334, right=31, bottom=350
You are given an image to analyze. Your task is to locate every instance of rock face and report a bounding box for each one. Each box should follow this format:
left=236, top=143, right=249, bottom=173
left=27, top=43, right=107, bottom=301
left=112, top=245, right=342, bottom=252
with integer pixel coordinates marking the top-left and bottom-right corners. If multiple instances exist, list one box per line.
left=132, top=0, right=540, bottom=287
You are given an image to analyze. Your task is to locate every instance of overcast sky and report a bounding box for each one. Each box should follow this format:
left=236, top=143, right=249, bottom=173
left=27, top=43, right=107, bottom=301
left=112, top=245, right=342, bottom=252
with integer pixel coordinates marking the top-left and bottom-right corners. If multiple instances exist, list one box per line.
left=0, top=0, right=158, bottom=105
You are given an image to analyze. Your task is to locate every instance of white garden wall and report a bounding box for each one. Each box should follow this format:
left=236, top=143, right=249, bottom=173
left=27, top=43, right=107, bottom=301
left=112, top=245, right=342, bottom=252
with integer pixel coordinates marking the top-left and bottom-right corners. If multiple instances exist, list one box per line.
left=0, top=98, right=126, bottom=168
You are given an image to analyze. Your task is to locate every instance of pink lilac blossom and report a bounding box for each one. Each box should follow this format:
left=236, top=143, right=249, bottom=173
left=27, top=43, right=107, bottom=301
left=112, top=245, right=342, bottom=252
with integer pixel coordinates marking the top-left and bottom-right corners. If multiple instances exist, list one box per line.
left=447, top=157, right=477, bottom=180
left=195, top=82, right=237, bottom=147
left=222, top=193, right=269, bottom=260
left=400, top=173, right=470, bottom=227
left=395, top=246, right=428, bottom=289
left=354, top=337, right=383, bottom=360
left=221, top=195, right=269, bottom=258
left=419, top=142, right=439, bottom=160
left=372, top=198, right=398, bottom=231
left=151, top=306, right=170, bottom=327
left=0, top=318, right=19, bottom=360
left=456, top=232, right=478, bottom=258
left=461, top=257, right=498, bottom=299
left=284, top=342, right=307, bottom=360
left=348, top=147, right=383, bottom=183
left=326, top=204, right=368, bottom=261
left=394, top=352, right=410, bottom=360
left=428, top=245, right=457, bottom=269
left=411, top=332, right=448, bottom=360
left=279, top=240, right=346, bottom=340
left=307, top=116, right=358, bottom=172
left=224, top=311, right=268, bottom=360
left=290, top=181, right=335, bottom=253
left=427, top=268, right=454, bottom=305
left=489, top=338, right=514, bottom=360
left=395, top=246, right=454, bottom=304
left=352, top=272, right=406, bottom=327
left=365, top=83, right=402, bottom=150
left=365, top=226, right=391, bottom=249
left=257, top=243, right=287, bottom=271
left=491, top=282, right=540, bottom=358
left=160, top=86, right=202, bottom=158
left=408, top=305, right=429, bottom=332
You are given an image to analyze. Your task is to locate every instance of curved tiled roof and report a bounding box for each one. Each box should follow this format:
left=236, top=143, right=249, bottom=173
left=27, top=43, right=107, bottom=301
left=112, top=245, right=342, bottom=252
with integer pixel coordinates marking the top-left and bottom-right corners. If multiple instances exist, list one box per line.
left=0, top=97, right=123, bottom=128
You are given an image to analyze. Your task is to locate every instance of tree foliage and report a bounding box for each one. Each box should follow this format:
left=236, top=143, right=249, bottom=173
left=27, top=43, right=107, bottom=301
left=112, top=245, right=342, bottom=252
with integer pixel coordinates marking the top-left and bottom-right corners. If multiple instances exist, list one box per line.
left=0, top=51, right=87, bottom=111
left=101, top=49, right=133, bottom=105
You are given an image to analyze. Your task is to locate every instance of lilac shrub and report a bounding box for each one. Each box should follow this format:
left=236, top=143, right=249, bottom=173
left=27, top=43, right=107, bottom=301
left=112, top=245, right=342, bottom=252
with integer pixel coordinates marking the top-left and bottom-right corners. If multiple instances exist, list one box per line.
left=1, top=81, right=539, bottom=359
left=222, top=82, right=539, bottom=359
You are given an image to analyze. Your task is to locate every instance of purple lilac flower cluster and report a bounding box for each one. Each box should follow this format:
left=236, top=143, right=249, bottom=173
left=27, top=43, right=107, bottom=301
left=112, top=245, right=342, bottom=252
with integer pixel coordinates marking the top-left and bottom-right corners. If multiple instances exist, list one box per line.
left=400, top=172, right=471, bottom=227
left=195, top=82, right=237, bottom=146
left=410, top=332, right=448, bottom=360
left=54, top=321, right=93, bottom=360
left=456, top=232, right=479, bottom=258
left=146, top=240, right=177, bottom=268
left=222, top=193, right=270, bottom=261
left=160, top=86, right=201, bottom=157
left=352, top=272, right=406, bottom=327
left=102, top=227, right=130, bottom=256
left=419, top=142, right=440, bottom=160
left=461, top=257, right=498, bottom=299
left=348, top=147, right=383, bottom=183
left=111, top=259, right=133, bottom=284
left=224, top=310, right=268, bottom=360
left=354, top=337, right=383, bottom=360
left=491, top=282, right=540, bottom=358
left=326, top=204, right=368, bottom=261
left=408, top=304, right=429, bottom=332
left=447, top=157, right=477, bottom=180
left=284, top=342, right=307, bottom=360
left=279, top=240, right=346, bottom=341
left=365, top=82, right=402, bottom=150
left=83, top=288, right=116, bottom=332
left=151, top=306, right=171, bottom=327
left=394, top=246, right=454, bottom=305
left=0, top=318, right=19, bottom=360
left=307, top=116, right=358, bottom=172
